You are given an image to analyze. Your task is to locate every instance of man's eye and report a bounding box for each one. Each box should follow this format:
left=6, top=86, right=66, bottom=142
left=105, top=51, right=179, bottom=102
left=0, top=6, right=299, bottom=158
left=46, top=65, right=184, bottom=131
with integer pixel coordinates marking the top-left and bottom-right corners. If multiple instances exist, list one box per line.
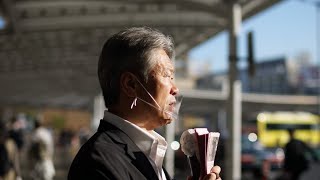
left=163, top=73, right=171, bottom=77
left=167, top=75, right=174, bottom=80
left=163, top=70, right=174, bottom=80
left=164, top=74, right=173, bottom=79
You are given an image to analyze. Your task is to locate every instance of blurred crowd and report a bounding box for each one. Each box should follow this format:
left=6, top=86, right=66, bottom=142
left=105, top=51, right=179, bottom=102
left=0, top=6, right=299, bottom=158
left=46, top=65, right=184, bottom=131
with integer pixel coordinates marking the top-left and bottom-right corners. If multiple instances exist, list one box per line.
left=0, top=113, right=92, bottom=180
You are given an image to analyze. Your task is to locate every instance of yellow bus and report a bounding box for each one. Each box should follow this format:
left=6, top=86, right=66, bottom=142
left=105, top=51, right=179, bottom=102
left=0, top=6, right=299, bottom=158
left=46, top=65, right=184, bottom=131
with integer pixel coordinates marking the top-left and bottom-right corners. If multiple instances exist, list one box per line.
left=257, top=111, right=319, bottom=148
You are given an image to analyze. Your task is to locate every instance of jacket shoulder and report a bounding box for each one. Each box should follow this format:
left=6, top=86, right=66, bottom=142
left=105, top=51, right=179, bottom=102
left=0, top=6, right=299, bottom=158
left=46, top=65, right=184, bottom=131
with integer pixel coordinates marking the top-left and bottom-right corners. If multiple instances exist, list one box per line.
left=68, top=130, right=150, bottom=180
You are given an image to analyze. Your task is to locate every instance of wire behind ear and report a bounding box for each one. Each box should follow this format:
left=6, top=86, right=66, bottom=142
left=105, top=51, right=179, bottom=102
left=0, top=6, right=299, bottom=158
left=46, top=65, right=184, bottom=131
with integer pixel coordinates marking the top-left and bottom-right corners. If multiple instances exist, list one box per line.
left=128, top=77, right=136, bottom=89
left=120, top=72, right=138, bottom=97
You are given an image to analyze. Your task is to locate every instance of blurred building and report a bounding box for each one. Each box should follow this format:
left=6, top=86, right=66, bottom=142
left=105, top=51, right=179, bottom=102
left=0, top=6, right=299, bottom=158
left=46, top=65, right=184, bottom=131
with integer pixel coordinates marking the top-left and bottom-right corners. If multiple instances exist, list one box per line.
left=196, top=57, right=320, bottom=95
left=297, top=66, right=320, bottom=95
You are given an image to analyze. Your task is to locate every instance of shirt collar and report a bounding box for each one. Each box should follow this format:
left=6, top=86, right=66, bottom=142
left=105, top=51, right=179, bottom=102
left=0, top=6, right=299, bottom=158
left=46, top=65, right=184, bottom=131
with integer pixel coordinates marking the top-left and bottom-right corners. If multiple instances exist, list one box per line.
left=103, top=110, right=168, bottom=180
left=103, top=110, right=167, bottom=156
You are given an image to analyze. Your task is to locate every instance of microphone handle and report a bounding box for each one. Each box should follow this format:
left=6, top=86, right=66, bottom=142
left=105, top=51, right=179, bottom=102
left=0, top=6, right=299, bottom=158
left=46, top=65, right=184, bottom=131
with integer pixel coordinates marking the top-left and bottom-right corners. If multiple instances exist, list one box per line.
left=189, top=155, right=200, bottom=180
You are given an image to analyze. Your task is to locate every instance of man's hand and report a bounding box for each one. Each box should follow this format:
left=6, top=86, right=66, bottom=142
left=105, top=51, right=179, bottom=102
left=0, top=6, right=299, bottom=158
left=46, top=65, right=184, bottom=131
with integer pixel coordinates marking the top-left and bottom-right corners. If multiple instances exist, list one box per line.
left=187, top=166, right=222, bottom=180
left=202, top=166, right=221, bottom=180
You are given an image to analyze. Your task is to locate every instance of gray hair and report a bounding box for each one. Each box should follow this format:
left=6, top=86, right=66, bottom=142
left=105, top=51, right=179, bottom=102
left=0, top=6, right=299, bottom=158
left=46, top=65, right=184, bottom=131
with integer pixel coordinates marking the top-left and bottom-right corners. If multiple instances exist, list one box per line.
left=98, top=27, right=175, bottom=108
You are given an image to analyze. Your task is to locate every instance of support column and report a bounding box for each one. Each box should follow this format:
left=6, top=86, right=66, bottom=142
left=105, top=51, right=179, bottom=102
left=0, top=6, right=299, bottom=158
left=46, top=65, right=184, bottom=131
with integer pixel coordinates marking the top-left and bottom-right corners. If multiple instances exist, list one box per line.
left=165, top=120, right=175, bottom=177
left=92, top=93, right=106, bottom=130
left=316, top=3, right=320, bottom=115
left=225, top=3, right=242, bottom=180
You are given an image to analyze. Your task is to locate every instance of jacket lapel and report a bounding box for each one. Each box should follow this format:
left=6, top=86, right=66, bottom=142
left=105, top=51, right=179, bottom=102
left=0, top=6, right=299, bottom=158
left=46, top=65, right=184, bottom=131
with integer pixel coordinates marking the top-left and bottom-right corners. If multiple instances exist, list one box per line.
left=97, top=120, right=159, bottom=180
left=163, top=167, right=173, bottom=180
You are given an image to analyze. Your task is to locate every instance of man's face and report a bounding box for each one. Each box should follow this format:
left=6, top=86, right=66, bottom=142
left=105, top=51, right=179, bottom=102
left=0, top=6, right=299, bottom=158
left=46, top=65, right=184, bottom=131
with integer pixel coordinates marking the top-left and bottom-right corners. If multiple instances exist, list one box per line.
left=137, top=49, right=179, bottom=129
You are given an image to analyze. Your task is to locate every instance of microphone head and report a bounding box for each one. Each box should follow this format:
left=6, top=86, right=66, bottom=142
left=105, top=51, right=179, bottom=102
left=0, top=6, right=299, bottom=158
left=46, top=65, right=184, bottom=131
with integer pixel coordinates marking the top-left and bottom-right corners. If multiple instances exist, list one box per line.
left=180, top=129, right=197, bottom=157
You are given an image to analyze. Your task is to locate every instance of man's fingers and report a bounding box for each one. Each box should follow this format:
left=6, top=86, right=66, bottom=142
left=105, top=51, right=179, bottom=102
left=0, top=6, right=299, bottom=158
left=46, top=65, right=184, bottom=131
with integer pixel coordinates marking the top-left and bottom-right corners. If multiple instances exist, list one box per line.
left=214, top=172, right=220, bottom=179
left=199, top=166, right=222, bottom=180
left=202, top=173, right=216, bottom=180
left=210, top=165, right=221, bottom=179
left=210, top=166, right=221, bottom=175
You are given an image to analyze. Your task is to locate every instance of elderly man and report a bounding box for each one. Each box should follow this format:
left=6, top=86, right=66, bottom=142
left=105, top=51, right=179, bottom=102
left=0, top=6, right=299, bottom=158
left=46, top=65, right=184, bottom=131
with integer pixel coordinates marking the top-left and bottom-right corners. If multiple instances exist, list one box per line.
left=68, top=27, right=221, bottom=180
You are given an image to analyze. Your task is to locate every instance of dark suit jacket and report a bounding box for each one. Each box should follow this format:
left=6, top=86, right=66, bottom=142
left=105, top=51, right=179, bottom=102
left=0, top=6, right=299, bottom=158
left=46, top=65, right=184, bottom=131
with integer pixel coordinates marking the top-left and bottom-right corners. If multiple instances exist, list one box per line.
left=68, top=120, right=172, bottom=180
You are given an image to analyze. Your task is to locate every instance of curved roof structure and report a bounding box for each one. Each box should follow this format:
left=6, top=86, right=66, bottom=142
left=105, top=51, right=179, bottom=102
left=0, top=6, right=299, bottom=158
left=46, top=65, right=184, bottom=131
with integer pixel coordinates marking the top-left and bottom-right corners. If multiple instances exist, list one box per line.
left=0, top=0, right=282, bottom=109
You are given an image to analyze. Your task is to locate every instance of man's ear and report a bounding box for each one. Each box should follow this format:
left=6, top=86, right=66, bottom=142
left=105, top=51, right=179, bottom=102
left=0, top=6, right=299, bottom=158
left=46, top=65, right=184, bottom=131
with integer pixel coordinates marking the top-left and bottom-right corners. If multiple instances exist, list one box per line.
left=120, top=72, right=137, bottom=97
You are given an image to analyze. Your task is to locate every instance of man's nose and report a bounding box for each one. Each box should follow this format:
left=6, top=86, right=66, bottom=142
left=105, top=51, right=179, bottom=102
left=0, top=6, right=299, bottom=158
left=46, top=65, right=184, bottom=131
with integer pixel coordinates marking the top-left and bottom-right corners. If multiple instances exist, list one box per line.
left=170, top=83, right=179, bottom=96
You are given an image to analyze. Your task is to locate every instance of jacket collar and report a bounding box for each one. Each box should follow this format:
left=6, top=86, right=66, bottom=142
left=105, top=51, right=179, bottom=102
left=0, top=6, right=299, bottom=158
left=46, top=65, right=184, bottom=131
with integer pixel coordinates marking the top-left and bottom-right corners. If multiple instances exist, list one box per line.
left=97, top=120, right=162, bottom=180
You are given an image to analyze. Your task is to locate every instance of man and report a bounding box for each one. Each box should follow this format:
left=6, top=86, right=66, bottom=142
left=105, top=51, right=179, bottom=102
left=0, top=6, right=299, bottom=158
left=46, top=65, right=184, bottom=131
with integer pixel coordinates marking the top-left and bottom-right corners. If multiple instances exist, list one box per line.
left=283, top=129, right=318, bottom=180
left=68, top=27, right=221, bottom=180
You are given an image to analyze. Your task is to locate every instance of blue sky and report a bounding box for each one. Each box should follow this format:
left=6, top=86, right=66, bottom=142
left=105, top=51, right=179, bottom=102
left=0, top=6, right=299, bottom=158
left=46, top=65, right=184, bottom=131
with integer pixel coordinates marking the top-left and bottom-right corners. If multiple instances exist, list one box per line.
left=0, top=17, right=5, bottom=29
left=188, top=0, right=319, bottom=74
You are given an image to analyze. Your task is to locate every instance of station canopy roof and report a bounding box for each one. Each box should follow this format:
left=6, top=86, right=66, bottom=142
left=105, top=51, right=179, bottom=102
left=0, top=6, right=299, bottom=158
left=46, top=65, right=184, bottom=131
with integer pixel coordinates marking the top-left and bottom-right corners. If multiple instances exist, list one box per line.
left=0, top=0, right=282, bottom=109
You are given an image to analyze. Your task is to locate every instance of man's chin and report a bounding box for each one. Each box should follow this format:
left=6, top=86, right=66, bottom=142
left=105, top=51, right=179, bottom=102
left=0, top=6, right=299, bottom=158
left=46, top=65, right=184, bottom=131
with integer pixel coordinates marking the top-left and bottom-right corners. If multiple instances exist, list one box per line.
left=163, top=118, right=173, bottom=125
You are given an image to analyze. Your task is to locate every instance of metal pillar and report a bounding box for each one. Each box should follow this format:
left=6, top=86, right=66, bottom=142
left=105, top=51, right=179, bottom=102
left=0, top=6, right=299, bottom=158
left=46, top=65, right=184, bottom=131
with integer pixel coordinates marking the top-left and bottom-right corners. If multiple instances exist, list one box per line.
left=165, top=120, right=175, bottom=177
left=92, top=93, right=105, bottom=130
left=225, top=3, right=242, bottom=180
left=164, top=53, right=180, bottom=177
left=317, top=3, right=320, bottom=115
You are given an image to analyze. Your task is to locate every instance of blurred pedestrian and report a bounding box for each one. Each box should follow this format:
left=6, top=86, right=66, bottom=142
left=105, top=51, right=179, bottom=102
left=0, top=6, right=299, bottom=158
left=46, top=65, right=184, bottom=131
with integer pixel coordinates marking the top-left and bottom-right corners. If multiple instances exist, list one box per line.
left=282, top=129, right=319, bottom=180
left=28, top=118, right=55, bottom=180
left=58, top=128, right=72, bottom=148
left=78, top=127, right=91, bottom=146
left=0, top=121, right=22, bottom=180
left=68, top=27, right=221, bottom=180
left=8, top=117, right=25, bottom=152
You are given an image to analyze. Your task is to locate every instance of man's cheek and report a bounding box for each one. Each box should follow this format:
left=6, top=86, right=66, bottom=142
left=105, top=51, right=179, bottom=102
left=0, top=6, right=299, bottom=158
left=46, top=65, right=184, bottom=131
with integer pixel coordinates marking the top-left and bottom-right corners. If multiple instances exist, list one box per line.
left=158, top=78, right=171, bottom=86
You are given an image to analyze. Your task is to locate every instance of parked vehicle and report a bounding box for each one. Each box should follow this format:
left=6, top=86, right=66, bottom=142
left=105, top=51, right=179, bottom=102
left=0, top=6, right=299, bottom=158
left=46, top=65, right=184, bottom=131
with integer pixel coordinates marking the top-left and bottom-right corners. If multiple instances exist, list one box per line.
left=241, top=133, right=284, bottom=178
left=257, top=111, right=319, bottom=148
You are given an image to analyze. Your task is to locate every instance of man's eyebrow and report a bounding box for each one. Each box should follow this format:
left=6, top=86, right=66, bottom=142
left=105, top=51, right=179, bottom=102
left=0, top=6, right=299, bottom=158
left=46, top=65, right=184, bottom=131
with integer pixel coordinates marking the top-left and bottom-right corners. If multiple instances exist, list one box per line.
left=168, top=68, right=174, bottom=73
left=166, top=66, right=174, bottom=72
left=164, top=68, right=174, bottom=75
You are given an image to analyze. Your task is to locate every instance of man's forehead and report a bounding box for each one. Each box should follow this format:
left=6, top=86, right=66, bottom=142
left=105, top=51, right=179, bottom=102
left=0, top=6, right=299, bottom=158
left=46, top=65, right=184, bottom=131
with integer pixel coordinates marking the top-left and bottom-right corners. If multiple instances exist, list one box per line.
left=161, top=60, right=174, bottom=70
left=152, top=49, right=174, bottom=72
left=153, top=59, right=174, bottom=73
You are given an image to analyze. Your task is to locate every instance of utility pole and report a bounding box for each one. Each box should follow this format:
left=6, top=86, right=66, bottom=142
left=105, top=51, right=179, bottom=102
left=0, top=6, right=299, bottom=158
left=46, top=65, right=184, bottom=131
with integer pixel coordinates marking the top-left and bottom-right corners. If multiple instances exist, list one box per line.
left=225, top=2, right=242, bottom=180
left=316, top=2, right=320, bottom=115
left=300, top=0, right=320, bottom=115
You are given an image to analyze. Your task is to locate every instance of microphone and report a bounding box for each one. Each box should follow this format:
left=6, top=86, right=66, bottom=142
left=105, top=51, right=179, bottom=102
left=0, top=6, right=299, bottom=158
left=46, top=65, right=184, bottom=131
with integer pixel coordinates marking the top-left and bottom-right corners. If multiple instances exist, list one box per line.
left=180, top=128, right=220, bottom=180
left=180, top=129, right=200, bottom=179
left=180, top=129, right=198, bottom=157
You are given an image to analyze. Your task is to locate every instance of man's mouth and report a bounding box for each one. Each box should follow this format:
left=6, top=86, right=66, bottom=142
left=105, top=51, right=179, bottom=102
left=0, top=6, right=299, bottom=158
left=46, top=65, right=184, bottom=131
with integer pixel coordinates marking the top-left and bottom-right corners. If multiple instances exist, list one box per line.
left=168, top=102, right=176, bottom=112
left=169, top=101, right=176, bottom=105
